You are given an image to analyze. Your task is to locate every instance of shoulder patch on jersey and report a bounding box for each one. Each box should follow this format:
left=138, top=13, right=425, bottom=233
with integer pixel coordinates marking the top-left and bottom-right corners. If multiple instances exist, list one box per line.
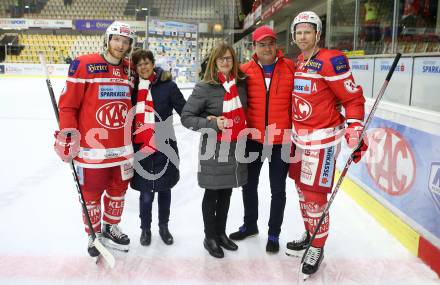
left=86, top=63, right=109, bottom=74
left=330, top=55, right=349, bottom=74
left=68, top=59, right=80, bottom=76
left=305, top=59, right=323, bottom=71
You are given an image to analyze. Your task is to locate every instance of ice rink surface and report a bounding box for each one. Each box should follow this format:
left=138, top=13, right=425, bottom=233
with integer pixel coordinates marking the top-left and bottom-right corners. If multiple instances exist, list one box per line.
left=0, top=77, right=438, bottom=285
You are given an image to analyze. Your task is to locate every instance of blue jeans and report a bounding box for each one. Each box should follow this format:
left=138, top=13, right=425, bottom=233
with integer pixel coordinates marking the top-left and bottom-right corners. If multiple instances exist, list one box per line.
left=242, top=140, right=289, bottom=236
left=139, top=189, right=171, bottom=230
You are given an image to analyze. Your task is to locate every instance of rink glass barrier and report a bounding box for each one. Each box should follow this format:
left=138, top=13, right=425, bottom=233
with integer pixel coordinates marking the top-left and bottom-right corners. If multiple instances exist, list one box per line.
left=326, top=0, right=439, bottom=55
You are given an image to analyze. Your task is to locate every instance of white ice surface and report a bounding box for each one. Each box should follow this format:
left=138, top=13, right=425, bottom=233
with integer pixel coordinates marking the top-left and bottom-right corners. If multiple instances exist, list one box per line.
left=0, top=77, right=438, bottom=285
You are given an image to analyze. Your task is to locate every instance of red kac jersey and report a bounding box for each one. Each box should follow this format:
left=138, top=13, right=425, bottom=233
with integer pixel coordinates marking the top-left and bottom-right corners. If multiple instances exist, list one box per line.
left=291, top=48, right=365, bottom=149
left=58, top=53, right=135, bottom=168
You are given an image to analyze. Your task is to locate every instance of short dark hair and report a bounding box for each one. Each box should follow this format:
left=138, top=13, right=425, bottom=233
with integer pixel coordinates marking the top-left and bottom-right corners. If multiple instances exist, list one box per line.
left=131, top=49, right=155, bottom=65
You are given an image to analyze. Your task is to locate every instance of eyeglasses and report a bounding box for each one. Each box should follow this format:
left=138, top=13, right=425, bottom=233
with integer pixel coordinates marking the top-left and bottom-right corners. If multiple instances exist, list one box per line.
left=216, top=56, right=233, bottom=63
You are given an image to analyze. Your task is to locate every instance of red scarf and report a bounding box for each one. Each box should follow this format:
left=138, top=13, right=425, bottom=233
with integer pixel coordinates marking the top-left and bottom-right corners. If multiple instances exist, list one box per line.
left=134, top=73, right=157, bottom=153
left=217, top=72, right=247, bottom=142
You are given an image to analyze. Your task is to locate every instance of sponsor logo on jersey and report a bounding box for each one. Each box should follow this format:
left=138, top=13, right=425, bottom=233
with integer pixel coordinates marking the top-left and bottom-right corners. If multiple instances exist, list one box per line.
left=98, top=85, right=130, bottom=99
left=300, top=151, right=319, bottom=186
left=86, top=63, right=109, bottom=74
left=330, top=55, right=349, bottom=74
left=113, top=68, right=121, bottom=77
left=68, top=59, right=80, bottom=76
left=422, top=65, right=440, bottom=74
left=292, top=94, right=312, bottom=121
left=96, top=101, right=128, bottom=129
left=429, top=162, right=440, bottom=195
left=343, top=79, right=360, bottom=93
left=294, top=79, right=312, bottom=94
left=305, top=59, right=323, bottom=71
left=319, top=146, right=335, bottom=188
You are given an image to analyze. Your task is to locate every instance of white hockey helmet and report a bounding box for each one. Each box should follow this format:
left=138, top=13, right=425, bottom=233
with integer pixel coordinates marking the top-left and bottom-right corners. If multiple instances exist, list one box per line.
left=291, top=11, right=322, bottom=35
left=105, top=21, right=136, bottom=48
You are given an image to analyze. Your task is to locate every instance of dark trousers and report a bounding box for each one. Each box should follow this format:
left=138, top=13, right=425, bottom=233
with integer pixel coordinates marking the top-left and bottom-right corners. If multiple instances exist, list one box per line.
left=202, top=188, right=232, bottom=239
left=139, top=189, right=171, bottom=230
left=242, top=140, right=289, bottom=236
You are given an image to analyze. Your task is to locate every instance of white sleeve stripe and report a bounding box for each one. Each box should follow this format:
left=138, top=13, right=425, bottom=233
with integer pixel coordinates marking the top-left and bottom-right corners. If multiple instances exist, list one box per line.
left=324, top=71, right=352, bottom=81
left=294, top=71, right=352, bottom=81
left=67, top=77, right=134, bottom=88
left=294, top=72, right=323, bottom=79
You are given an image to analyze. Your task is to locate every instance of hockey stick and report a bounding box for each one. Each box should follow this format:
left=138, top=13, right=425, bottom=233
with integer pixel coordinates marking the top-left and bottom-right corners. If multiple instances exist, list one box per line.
left=299, top=53, right=402, bottom=277
left=38, top=53, right=115, bottom=268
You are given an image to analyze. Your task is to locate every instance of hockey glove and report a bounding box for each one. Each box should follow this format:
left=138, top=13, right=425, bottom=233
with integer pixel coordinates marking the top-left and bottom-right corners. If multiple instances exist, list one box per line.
left=54, top=128, right=80, bottom=162
left=345, top=122, right=368, bottom=163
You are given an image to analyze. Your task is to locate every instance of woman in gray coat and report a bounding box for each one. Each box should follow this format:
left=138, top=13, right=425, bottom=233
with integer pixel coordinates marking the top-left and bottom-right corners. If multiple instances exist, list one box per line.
left=181, top=42, right=248, bottom=258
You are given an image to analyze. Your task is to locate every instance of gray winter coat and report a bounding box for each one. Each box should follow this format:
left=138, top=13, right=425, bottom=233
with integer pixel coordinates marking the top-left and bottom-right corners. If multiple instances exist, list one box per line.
left=181, top=80, right=248, bottom=190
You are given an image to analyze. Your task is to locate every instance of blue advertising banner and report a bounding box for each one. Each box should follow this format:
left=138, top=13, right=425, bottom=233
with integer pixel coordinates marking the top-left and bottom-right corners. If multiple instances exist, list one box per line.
left=75, top=19, right=113, bottom=31
left=338, top=116, right=440, bottom=241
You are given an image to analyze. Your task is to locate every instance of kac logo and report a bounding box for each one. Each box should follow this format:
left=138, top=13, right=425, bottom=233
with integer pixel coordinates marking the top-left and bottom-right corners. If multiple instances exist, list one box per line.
left=292, top=95, right=312, bottom=121
left=96, top=102, right=128, bottom=129
left=429, top=162, right=440, bottom=195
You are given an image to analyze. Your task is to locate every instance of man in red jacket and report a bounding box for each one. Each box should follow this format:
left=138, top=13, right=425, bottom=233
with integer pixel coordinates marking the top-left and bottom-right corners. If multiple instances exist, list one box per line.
left=54, top=21, right=136, bottom=258
left=286, top=11, right=368, bottom=278
left=229, top=26, right=295, bottom=253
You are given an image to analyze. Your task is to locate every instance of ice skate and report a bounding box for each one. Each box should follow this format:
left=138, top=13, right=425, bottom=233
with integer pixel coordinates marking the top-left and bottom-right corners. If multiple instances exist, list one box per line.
left=102, top=223, right=130, bottom=252
left=302, top=246, right=324, bottom=280
left=286, top=231, right=310, bottom=257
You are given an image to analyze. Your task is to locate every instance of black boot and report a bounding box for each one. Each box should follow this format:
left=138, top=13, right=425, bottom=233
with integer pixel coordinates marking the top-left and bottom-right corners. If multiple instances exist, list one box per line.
left=229, top=225, right=259, bottom=241
left=140, top=228, right=151, bottom=246
left=203, top=238, right=224, bottom=258
left=217, top=233, right=238, bottom=251
left=266, top=235, right=280, bottom=253
left=159, top=225, right=174, bottom=245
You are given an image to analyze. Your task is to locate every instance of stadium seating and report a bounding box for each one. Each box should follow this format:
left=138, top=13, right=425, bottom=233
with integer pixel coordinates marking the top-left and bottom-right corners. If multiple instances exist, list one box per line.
left=4, top=33, right=223, bottom=64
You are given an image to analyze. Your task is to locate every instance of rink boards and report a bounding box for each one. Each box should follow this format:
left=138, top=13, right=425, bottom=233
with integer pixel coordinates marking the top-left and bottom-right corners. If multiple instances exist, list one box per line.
left=338, top=98, right=440, bottom=277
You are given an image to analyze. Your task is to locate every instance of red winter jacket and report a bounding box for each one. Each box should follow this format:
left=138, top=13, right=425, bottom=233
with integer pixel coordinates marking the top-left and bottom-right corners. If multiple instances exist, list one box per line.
left=240, top=50, right=295, bottom=144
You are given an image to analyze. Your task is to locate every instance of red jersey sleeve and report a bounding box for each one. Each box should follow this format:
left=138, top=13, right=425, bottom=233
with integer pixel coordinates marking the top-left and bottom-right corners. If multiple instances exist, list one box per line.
left=58, top=57, right=86, bottom=130
left=322, top=50, right=365, bottom=122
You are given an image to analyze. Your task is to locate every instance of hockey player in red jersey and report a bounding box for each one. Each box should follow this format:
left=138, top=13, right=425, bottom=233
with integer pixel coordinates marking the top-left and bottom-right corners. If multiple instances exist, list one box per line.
left=286, top=11, right=368, bottom=278
left=54, top=21, right=136, bottom=257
